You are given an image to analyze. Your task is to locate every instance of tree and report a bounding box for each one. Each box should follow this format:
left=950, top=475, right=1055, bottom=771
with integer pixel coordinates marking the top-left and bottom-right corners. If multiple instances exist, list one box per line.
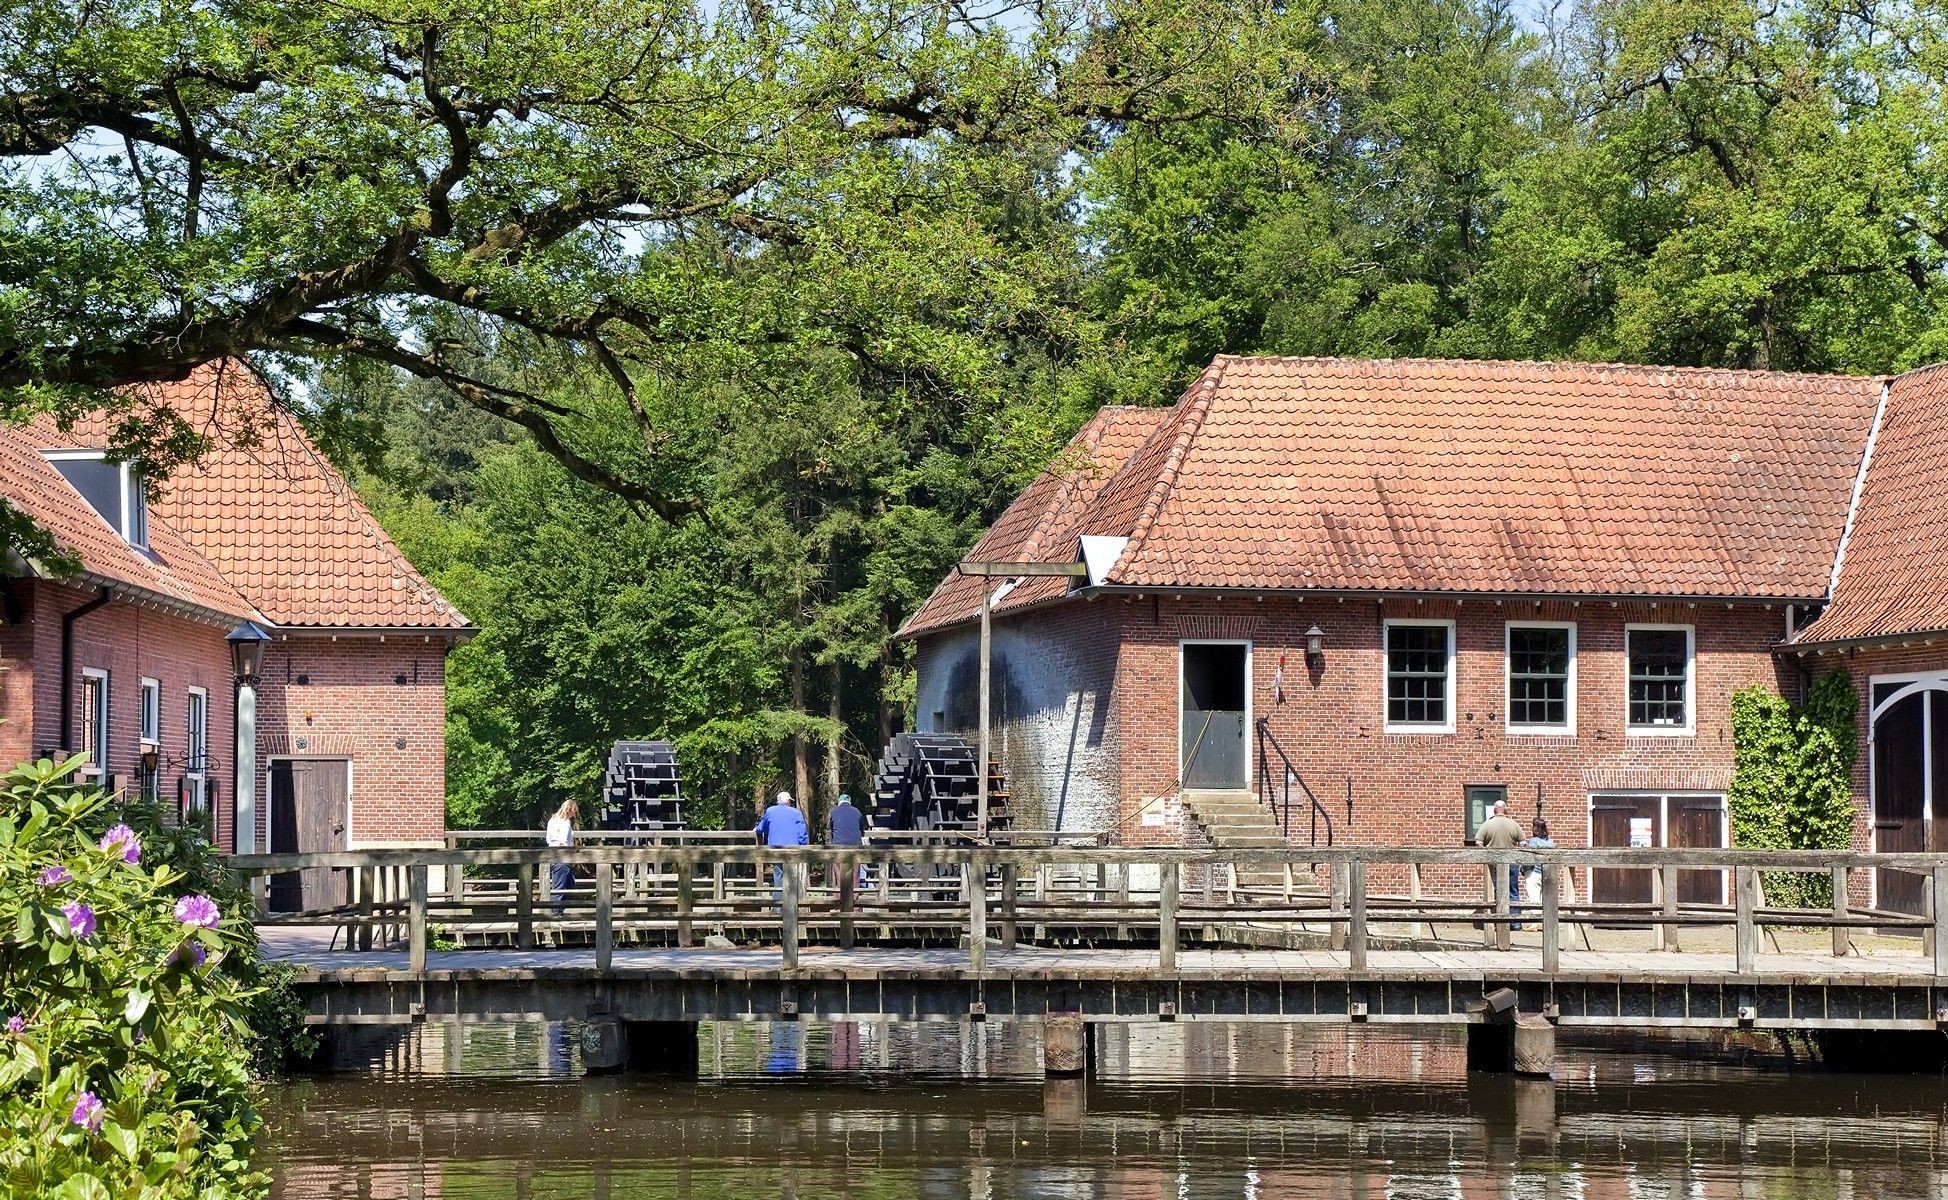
left=2, top=0, right=1312, bottom=514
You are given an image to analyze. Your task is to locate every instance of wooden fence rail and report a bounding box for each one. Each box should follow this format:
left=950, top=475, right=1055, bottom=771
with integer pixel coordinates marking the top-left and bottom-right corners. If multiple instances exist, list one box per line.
left=232, top=845, right=1948, bottom=978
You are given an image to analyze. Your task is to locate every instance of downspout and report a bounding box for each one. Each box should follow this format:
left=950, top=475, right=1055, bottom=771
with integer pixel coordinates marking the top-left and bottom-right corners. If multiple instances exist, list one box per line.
left=59, top=586, right=113, bottom=752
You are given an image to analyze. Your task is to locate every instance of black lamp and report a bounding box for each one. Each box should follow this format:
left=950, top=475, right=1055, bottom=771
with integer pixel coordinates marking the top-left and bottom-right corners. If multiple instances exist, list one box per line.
left=226, top=620, right=271, bottom=682
left=1304, top=623, right=1326, bottom=664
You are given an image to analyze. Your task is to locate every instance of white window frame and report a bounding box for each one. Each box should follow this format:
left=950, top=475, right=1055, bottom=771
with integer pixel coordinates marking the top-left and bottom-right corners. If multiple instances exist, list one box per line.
left=1383, top=618, right=1456, bottom=735
left=184, top=686, right=209, bottom=818
left=1624, top=624, right=1696, bottom=736
left=1505, top=621, right=1576, bottom=735
left=78, top=667, right=110, bottom=781
left=139, top=677, right=161, bottom=746
left=41, top=449, right=147, bottom=549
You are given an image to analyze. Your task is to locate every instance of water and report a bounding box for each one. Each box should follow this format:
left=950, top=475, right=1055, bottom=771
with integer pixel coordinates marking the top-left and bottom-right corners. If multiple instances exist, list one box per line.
left=264, top=1022, right=1948, bottom=1198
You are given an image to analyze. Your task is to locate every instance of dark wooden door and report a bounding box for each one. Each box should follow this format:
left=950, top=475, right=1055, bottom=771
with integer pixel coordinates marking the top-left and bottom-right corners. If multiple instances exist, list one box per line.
left=268, top=760, right=349, bottom=914
left=1590, top=794, right=1661, bottom=907
left=1875, top=693, right=1928, bottom=915
left=1669, top=796, right=1726, bottom=905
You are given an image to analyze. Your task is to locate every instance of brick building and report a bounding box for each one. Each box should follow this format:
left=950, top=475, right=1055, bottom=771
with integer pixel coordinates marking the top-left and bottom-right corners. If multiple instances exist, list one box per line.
left=904, top=355, right=1948, bottom=907
left=0, top=360, right=469, bottom=909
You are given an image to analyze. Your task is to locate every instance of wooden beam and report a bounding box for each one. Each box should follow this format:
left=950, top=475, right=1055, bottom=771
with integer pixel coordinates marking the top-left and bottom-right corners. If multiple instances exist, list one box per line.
left=957, top=561, right=1088, bottom=577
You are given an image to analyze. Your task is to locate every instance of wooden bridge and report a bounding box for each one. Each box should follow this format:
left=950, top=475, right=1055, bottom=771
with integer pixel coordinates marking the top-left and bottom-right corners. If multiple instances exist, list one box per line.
left=235, top=843, right=1948, bottom=1074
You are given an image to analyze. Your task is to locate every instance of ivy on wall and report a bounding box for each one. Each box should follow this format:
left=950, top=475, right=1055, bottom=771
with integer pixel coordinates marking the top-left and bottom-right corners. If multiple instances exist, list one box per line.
left=1727, top=672, right=1860, bottom=908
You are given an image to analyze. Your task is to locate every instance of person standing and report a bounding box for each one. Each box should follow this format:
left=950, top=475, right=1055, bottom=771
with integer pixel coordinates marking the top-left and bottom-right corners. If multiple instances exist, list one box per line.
left=545, top=799, right=578, bottom=915
left=756, top=790, right=809, bottom=896
left=1474, top=801, right=1526, bottom=930
left=828, top=791, right=868, bottom=914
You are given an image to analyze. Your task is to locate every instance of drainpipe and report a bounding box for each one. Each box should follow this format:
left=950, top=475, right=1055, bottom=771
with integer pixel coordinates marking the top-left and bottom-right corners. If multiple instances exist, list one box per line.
left=59, top=586, right=113, bottom=753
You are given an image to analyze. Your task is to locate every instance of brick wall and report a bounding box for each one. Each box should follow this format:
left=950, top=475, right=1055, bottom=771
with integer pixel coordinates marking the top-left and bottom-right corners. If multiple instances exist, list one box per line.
left=0, top=580, right=449, bottom=850
left=11, top=579, right=236, bottom=817
left=0, top=581, right=33, bottom=767
left=913, top=597, right=1126, bottom=833
left=256, top=638, right=449, bottom=847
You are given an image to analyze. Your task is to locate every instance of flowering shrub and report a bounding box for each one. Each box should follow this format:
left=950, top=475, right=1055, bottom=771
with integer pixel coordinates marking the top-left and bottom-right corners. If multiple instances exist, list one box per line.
left=1, top=757, right=265, bottom=1198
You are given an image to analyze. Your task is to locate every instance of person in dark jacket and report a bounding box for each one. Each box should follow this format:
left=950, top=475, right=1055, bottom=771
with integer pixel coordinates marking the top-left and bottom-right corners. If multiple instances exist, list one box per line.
left=828, top=792, right=868, bottom=907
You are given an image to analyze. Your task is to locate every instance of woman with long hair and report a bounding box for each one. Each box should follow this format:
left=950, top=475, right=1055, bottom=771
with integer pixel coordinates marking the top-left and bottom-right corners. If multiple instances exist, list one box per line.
left=545, top=799, right=578, bottom=911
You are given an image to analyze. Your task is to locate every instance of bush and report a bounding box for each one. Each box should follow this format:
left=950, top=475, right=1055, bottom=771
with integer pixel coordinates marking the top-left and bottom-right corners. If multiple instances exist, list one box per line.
left=1727, top=672, right=1860, bottom=909
left=1, top=757, right=267, bottom=1198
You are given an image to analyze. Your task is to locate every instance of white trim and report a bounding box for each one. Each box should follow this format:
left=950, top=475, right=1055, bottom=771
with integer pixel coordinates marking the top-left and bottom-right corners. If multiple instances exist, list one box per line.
left=1176, top=639, right=1253, bottom=791
left=1623, top=624, right=1696, bottom=736
left=1382, top=618, right=1456, bottom=734
left=78, top=666, right=110, bottom=780
left=1504, top=620, right=1577, bottom=735
left=138, top=677, right=161, bottom=746
left=1828, top=380, right=1891, bottom=597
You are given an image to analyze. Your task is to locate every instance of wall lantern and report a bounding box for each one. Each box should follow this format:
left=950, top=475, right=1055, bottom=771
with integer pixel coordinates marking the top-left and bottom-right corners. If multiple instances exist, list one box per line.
left=1304, top=624, right=1327, bottom=664
left=226, top=619, right=272, bottom=682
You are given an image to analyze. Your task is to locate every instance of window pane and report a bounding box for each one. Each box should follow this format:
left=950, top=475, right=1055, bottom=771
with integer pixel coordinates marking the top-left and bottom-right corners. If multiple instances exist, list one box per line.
left=140, top=682, right=160, bottom=742
left=51, top=457, right=122, bottom=532
left=1508, top=627, right=1570, bottom=727
left=127, top=475, right=147, bottom=548
left=1386, top=625, right=1448, bottom=725
left=187, top=693, right=207, bottom=771
left=1629, top=630, right=1690, bottom=727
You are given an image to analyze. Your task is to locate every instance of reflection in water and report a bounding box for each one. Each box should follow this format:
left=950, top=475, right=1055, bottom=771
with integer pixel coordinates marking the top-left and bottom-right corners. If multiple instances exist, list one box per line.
left=266, top=1021, right=1948, bottom=1199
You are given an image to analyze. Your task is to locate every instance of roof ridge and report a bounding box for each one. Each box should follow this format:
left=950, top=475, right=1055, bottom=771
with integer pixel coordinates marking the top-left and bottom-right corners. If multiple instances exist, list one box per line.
left=1214, top=352, right=1893, bottom=387
left=1106, top=362, right=1225, bottom=581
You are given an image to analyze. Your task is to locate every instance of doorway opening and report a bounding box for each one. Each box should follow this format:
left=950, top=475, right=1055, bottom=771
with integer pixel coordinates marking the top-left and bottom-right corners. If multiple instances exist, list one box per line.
left=1588, top=792, right=1726, bottom=908
left=1870, top=677, right=1948, bottom=914
left=1181, top=642, right=1249, bottom=790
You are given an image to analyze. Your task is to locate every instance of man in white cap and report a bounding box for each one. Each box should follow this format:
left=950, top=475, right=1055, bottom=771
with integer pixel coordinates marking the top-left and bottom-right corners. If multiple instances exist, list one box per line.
left=755, top=790, right=809, bottom=896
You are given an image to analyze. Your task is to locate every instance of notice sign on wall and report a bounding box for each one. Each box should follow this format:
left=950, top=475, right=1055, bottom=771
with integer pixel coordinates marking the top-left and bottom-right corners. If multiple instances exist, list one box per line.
left=1629, top=817, right=1655, bottom=848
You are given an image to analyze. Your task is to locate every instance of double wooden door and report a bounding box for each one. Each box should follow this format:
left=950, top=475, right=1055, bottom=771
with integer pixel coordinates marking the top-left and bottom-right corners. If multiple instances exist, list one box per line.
left=268, top=759, right=350, bottom=914
left=1590, top=793, right=1725, bottom=907
left=1872, top=688, right=1948, bottom=915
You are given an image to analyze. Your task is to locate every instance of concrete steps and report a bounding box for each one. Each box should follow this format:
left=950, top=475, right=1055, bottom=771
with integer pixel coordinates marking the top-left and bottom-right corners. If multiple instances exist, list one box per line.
left=1182, top=790, right=1322, bottom=894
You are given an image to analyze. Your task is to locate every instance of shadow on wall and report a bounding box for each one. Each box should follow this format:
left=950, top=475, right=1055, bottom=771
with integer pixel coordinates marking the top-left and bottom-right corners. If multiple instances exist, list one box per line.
left=936, top=642, right=1112, bottom=831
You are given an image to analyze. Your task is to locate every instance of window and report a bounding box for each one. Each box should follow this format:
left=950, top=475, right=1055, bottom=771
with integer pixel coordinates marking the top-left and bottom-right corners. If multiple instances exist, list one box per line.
left=139, top=678, right=161, bottom=745
left=1465, top=784, right=1507, bottom=844
left=186, top=687, right=208, bottom=773
left=1627, top=626, right=1694, bottom=733
left=1384, top=620, right=1454, bottom=732
left=1506, top=623, right=1574, bottom=732
left=79, top=668, right=109, bottom=781
left=43, top=451, right=148, bottom=548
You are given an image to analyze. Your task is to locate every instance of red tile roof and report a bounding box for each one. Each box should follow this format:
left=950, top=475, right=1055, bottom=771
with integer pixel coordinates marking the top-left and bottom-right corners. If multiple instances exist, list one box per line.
left=4, top=360, right=468, bottom=631
left=907, top=355, right=1887, bottom=635
left=1794, top=366, right=1948, bottom=645
left=900, top=405, right=1169, bottom=637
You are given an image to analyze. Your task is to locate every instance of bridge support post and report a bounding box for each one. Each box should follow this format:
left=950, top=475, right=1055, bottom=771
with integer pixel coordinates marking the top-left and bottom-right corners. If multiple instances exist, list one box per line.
left=678, top=864, right=695, bottom=948
left=1493, top=864, right=1511, bottom=951
left=1328, top=862, right=1347, bottom=952
left=1934, top=866, right=1948, bottom=977
left=1000, top=864, right=1018, bottom=949
left=516, top=863, right=534, bottom=951
left=1735, top=866, right=1758, bottom=974
left=1044, top=1012, right=1091, bottom=1077
left=1540, top=864, right=1560, bottom=972
left=1831, top=865, right=1850, bottom=957
left=595, top=865, right=614, bottom=972
left=408, top=865, right=428, bottom=973
left=1657, top=864, right=1680, bottom=952
left=967, top=861, right=987, bottom=975
left=1347, top=860, right=1368, bottom=971
left=782, top=862, right=801, bottom=969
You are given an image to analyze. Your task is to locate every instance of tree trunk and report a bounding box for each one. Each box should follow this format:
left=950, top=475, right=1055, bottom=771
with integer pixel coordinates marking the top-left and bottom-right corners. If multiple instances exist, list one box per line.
left=825, top=661, right=842, bottom=807
left=878, top=623, right=896, bottom=745
left=791, top=638, right=810, bottom=805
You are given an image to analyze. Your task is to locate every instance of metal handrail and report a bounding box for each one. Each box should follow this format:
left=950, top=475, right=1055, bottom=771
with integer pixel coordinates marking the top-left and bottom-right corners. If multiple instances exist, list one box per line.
left=1254, top=718, right=1333, bottom=847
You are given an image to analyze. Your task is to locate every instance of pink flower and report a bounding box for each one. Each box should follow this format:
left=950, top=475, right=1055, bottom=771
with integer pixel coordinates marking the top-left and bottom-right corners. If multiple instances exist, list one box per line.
left=4, top=1015, right=23, bottom=1034
left=172, top=894, right=220, bottom=929
left=70, top=1090, right=103, bottom=1132
left=36, top=865, right=70, bottom=887
left=99, top=824, right=141, bottom=865
left=60, top=901, right=97, bottom=940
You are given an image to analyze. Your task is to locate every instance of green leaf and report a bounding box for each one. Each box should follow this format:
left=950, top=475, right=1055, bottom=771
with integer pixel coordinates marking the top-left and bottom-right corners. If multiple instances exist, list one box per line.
left=101, top=1121, right=140, bottom=1163
left=46, top=937, right=71, bottom=965
left=124, top=988, right=150, bottom=1025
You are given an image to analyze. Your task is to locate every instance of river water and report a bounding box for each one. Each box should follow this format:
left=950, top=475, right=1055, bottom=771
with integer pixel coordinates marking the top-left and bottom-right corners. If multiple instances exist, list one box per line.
left=264, top=1021, right=1948, bottom=1198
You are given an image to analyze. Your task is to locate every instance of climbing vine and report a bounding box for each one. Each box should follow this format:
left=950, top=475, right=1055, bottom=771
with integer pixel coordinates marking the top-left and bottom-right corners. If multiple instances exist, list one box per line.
left=1727, top=672, right=1860, bottom=908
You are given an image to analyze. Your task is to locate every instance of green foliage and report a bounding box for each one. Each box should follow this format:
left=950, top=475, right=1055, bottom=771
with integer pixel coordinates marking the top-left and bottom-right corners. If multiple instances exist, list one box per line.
left=0, top=757, right=268, bottom=1198
left=1727, top=673, right=1860, bottom=908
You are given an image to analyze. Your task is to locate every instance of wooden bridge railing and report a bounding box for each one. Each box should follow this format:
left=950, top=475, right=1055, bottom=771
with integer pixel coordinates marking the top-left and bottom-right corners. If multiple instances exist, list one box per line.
left=229, top=845, right=1948, bottom=979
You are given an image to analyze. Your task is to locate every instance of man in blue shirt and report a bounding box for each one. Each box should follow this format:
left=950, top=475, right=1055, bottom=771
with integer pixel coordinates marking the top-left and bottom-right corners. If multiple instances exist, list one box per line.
left=827, top=792, right=868, bottom=909
left=756, top=791, right=808, bottom=896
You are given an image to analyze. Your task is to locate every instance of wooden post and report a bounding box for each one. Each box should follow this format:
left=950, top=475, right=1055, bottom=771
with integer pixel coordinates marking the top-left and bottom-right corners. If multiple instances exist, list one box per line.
left=968, top=860, right=987, bottom=976
left=1159, top=861, right=1179, bottom=974
left=1116, top=863, right=1131, bottom=941
left=977, top=581, right=992, bottom=838
left=1541, top=863, right=1560, bottom=973
left=516, top=862, right=534, bottom=950
left=1282, top=862, right=1294, bottom=903
left=1328, top=861, right=1348, bottom=951
left=1001, top=863, right=1018, bottom=949
left=711, top=860, right=725, bottom=903
left=1935, top=866, right=1948, bottom=978
left=357, top=866, right=375, bottom=952
left=1658, top=863, right=1679, bottom=953
left=1493, top=862, right=1511, bottom=952
left=408, top=864, right=428, bottom=973
left=836, top=853, right=856, bottom=951
left=677, top=862, right=695, bottom=948
left=1410, top=861, right=1435, bottom=942
left=447, top=859, right=463, bottom=906
left=1830, top=865, right=1849, bottom=958
left=1735, top=866, right=1757, bottom=974
left=782, top=860, right=801, bottom=970
left=1481, top=864, right=1497, bottom=949
left=595, top=862, right=614, bottom=972
left=1928, top=871, right=1939, bottom=966
left=1347, top=860, right=1368, bottom=972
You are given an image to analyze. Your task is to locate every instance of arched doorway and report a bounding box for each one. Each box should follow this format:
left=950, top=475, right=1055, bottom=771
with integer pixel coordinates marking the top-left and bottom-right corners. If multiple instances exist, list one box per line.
left=1871, top=676, right=1948, bottom=914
